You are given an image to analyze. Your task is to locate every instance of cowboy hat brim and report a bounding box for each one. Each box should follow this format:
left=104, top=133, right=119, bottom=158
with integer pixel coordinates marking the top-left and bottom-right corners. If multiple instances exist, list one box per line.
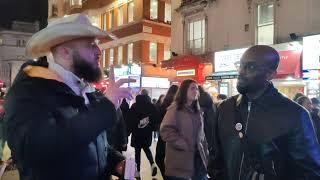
left=26, top=23, right=117, bottom=58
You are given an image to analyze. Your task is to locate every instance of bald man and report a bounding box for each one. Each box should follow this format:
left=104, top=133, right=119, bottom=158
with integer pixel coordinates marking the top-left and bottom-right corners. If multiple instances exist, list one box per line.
left=211, top=45, right=320, bottom=180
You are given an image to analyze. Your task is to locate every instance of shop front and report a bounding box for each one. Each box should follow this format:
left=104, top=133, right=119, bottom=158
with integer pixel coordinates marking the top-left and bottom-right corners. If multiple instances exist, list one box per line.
left=161, top=54, right=212, bottom=85
left=205, top=43, right=303, bottom=99
left=302, top=34, right=320, bottom=98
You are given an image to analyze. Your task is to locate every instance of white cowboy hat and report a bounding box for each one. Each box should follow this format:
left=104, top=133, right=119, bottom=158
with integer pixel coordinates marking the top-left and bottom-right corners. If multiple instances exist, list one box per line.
left=26, top=13, right=117, bottom=58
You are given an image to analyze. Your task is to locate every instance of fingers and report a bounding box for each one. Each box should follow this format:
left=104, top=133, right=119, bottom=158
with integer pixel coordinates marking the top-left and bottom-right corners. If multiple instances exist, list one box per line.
left=117, top=88, right=134, bottom=100
left=108, top=65, right=115, bottom=85
left=115, top=78, right=137, bottom=88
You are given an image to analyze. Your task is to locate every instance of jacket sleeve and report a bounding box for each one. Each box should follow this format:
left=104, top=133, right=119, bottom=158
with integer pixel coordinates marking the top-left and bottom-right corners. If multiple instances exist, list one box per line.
left=160, top=107, right=189, bottom=151
left=287, top=109, right=320, bottom=179
left=4, top=92, right=117, bottom=168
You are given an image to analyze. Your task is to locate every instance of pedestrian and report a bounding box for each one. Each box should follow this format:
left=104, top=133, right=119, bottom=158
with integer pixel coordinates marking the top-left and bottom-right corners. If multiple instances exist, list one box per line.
left=216, top=94, right=227, bottom=104
left=297, top=96, right=320, bottom=142
left=155, top=85, right=178, bottom=179
left=3, top=14, right=134, bottom=180
left=160, top=80, right=209, bottom=180
left=198, top=86, right=217, bottom=179
left=293, top=92, right=304, bottom=101
left=153, top=94, right=165, bottom=142
left=128, top=93, right=159, bottom=178
left=211, top=45, right=320, bottom=180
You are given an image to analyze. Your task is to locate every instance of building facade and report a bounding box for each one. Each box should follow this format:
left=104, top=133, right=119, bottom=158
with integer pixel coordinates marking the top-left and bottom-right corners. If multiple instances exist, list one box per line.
left=171, top=0, right=320, bottom=98
left=0, top=21, right=39, bottom=87
left=49, top=0, right=174, bottom=98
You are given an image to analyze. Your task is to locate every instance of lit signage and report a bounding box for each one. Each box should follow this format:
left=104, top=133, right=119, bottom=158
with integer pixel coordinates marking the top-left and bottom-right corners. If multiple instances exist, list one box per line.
left=303, top=34, right=320, bottom=70
left=176, top=69, right=196, bottom=77
left=142, top=77, right=170, bottom=88
left=214, top=48, right=248, bottom=72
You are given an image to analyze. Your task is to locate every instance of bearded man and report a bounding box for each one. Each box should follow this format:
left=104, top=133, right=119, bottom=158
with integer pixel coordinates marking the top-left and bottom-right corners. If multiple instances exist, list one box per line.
left=4, top=14, right=133, bottom=180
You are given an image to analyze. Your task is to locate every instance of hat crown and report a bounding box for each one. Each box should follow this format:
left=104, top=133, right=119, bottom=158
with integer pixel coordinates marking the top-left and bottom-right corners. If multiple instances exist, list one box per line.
left=48, top=14, right=91, bottom=28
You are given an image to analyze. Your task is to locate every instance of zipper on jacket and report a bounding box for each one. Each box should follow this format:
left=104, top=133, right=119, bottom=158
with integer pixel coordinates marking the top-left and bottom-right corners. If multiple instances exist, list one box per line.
left=238, top=101, right=252, bottom=180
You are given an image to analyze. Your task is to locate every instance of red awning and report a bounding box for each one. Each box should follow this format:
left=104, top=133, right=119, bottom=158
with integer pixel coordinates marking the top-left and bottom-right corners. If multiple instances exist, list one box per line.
left=161, top=54, right=211, bottom=69
left=275, top=50, right=302, bottom=79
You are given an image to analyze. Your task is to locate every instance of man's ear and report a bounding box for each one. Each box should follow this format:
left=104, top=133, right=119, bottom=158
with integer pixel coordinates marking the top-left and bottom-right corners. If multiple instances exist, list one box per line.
left=60, top=46, right=73, bottom=60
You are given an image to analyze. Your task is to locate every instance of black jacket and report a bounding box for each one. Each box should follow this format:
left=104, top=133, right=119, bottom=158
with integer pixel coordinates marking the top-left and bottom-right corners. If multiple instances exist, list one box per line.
left=4, top=60, right=124, bottom=180
left=107, top=108, right=128, bottom=151
left=213, top=84, right=320, bottom=180
left=128, top=95, right=159, bottom=148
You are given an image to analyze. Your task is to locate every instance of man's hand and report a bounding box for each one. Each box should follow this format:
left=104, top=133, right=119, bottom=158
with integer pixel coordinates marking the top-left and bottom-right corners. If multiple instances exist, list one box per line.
left=115, top=160, right=125, bottom=176
left=104, top=66, right=136, bottom=109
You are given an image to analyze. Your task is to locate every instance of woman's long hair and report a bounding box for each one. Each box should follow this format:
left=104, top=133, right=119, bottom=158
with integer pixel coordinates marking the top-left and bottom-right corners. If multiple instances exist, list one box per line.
left=162, top=85, right=179, bottom=109
left=175, top=79, right=200, bottom=112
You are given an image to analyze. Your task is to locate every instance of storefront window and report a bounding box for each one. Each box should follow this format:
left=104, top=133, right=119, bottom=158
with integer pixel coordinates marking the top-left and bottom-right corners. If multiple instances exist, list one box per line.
left=257, top=3, right=274, bottom=45
left=150, top=0, right=158, bottom=20
left=128, top=1, right=134, bottom=22
left=165, top=3, right=171, bottom=23
left=110, top=48, right=114, bottom=65
left=128, top=43, right=133, bottom=64
left=150, top=42, right=157, bottom=63
left=118, top=46, right=123, bottom=65
left=187, top=19, right=206, bottom=54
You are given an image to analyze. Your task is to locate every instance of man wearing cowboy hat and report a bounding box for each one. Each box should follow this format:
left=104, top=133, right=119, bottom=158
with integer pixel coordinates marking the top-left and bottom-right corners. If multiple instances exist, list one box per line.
left=3, top=14, right=134, bottom=180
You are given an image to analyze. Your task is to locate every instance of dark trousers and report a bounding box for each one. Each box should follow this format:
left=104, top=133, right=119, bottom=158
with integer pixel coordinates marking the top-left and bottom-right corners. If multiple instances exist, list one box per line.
left=135, top=147, right=154, bottom=171
left=156, top=136, right=167, bottom=179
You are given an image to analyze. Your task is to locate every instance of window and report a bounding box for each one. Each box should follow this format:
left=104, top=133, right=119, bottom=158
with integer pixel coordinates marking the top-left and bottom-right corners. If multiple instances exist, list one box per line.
left=0, top=39, right=3, bottom=46
left=149, top=42, right=157, bottom=63
left=110, top=48, right=114, bottom=65
left=187, top=19, right=206, bottom=54
left=109, top=10, right=114, bottom=29
left=51, top=5, right=58, bottom=17
left=164, top=44, right=171, bottom=60
left=70, top=0, right=82, bottom=6
left=118, top=6, right=124, bottom=26
left=257, top=3, right=274, bottom=45
left=150, top=0, right=158, bottom=20
left=128, top=43, right=133, bottom=64
left=102, top=50, right=106, bottom=68
left=165, top=3, right=171, bottom=23
left=118, top=46, right=123, bottom=65
left=16, top=40, right=23, bottom=47
left=128, top=1, right=134, bottom=23
left=103, top=13, right=108, bottom=30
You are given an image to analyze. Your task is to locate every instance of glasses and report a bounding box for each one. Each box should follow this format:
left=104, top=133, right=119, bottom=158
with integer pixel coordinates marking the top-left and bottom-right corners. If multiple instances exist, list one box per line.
left=234, top=61, right=269, bottom=73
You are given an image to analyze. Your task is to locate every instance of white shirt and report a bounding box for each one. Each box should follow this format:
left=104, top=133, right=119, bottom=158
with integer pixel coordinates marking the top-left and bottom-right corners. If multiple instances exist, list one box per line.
left=47, top=57, right=95, bottom=105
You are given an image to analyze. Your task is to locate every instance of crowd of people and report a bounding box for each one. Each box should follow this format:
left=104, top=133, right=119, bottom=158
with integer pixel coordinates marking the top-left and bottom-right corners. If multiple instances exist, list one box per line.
left=2, top=14, right=320, bottom=180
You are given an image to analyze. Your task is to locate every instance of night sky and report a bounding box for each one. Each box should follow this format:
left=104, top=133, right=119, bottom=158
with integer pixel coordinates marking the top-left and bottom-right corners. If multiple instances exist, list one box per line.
left=0, top=0, right=48, bottom=29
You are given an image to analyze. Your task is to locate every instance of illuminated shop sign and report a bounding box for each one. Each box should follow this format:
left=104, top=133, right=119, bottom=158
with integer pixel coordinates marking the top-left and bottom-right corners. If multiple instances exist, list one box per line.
left=303, top=34, right=320, bottom=70
left=176, top=69, right=196, bottom=77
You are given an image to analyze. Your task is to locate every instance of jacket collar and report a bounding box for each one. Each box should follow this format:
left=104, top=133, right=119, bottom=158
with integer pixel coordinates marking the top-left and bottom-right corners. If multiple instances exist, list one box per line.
left=236, top=83, right=279, bottom=107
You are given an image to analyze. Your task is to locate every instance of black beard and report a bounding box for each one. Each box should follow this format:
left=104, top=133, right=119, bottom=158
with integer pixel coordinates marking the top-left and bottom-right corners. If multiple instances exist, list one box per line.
left=236, top=76, right=267, bottom=95
left=72, top=52, right=102, bottom=83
